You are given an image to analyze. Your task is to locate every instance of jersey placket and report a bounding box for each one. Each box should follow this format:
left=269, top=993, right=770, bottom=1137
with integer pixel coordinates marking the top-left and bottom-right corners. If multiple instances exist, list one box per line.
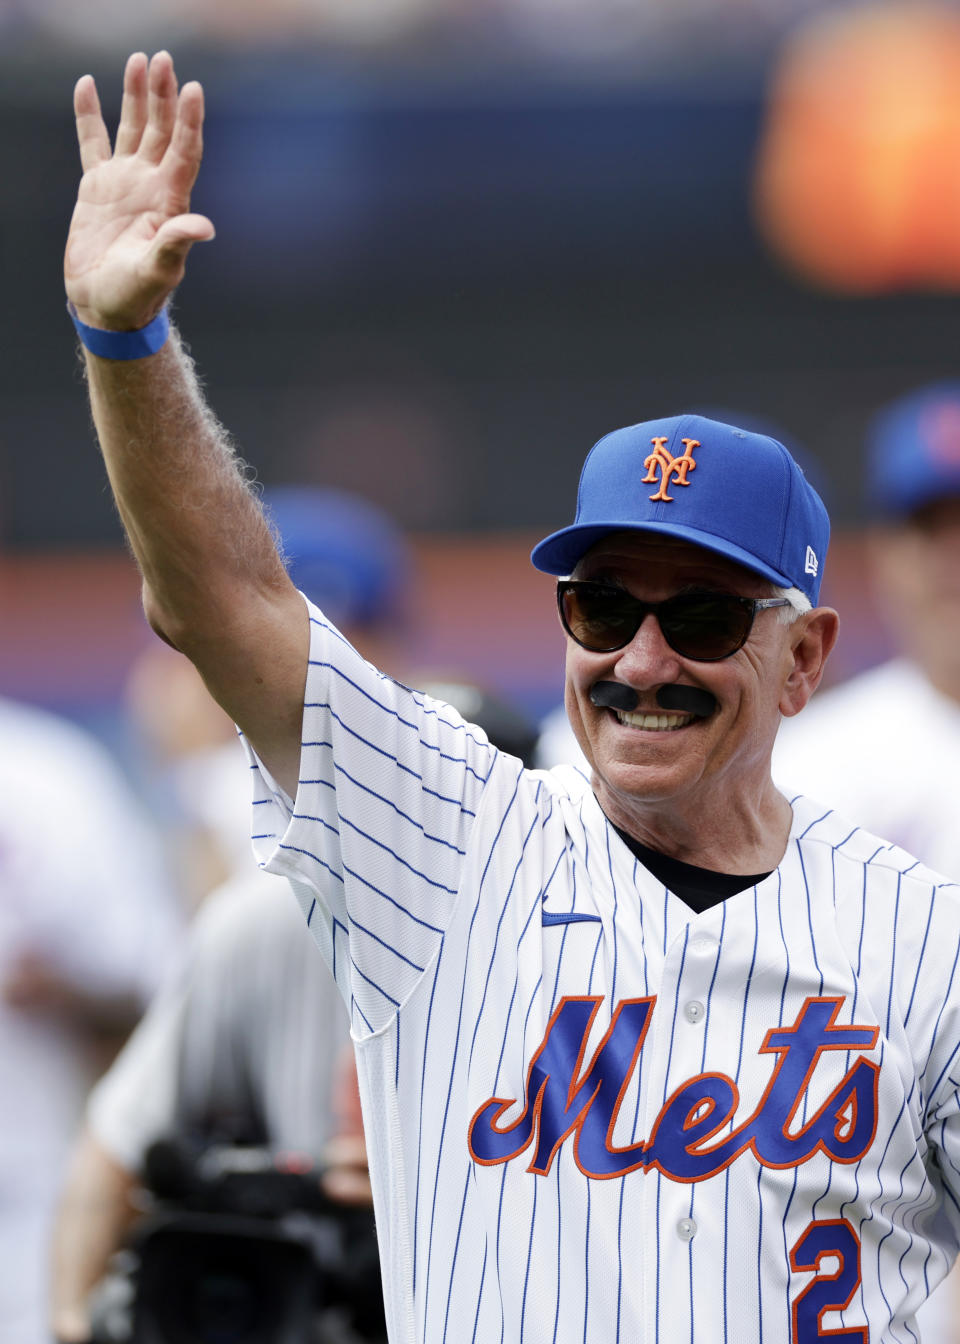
left=644, top=901, right=728, bottom=1337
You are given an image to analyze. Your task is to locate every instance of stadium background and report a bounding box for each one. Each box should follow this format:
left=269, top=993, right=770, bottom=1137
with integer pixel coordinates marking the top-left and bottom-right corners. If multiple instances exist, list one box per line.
left=1, top=0, right=955, bottom=747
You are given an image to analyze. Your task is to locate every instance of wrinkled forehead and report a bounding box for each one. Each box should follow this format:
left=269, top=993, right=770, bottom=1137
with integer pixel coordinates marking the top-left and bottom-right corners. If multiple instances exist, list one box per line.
left=571, top=530, right=772, bottom=595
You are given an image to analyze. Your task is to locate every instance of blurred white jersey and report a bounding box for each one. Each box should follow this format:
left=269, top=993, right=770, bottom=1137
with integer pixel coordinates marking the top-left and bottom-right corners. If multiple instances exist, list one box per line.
left=89, top=868, right=349, bottom=1168
left=774, top=658, right=960, bottom=876
left=247, top=603, right=960, bottom=1343
left=0, top=697, right=179, bottom=1344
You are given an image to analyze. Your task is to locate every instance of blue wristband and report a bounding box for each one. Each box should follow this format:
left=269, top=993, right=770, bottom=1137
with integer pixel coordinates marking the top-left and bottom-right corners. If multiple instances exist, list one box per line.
left=67, top=302, right=170, bottom=360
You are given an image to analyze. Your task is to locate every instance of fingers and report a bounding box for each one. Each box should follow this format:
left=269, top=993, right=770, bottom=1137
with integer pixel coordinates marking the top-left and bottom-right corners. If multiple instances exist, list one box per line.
left=78, top=51, right=205, bottom=184
left=162, top=82, right=207, bottom=198
left=114, top=51, right=148, bottom=156
left=73, top=74, right=111, bottom=173
left=139, top=51, right=179, bottom=164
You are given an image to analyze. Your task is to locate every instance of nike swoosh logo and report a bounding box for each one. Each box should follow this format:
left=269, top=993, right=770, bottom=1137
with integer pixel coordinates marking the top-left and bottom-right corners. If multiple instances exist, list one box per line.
left=542, top=911, right=602, bottom=926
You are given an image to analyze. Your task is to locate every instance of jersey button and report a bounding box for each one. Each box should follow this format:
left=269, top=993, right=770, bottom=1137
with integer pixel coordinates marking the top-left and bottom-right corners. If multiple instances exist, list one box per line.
left=684, top=1000, right=705, bottom=1024
left=690, top=936, right=715, bottom=955
left=676, top=1217, right=697, bottom=1241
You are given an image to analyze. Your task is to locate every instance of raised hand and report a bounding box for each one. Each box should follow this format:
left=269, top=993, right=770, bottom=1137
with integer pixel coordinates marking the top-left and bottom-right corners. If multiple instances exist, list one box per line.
left=64, top=51, right=215, bottom=332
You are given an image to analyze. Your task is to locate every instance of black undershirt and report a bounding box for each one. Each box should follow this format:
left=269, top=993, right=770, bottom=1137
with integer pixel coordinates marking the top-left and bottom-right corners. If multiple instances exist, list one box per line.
left=614, top=826, right=772, bottom=914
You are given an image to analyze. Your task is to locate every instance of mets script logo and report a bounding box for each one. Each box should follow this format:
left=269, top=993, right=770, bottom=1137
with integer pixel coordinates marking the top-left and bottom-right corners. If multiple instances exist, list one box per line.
left=642, top=435, right=700, bottom=502
left=468, top=995, right=879, bottom=1182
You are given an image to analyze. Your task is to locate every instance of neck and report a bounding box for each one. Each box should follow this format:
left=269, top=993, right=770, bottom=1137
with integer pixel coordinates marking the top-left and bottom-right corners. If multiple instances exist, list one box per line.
left=594, top=776, right=793, bottom=875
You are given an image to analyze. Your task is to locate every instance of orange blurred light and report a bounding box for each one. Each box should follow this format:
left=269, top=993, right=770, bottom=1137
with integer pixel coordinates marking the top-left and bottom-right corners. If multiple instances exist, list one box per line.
left=754, top=3, right=960, bottom=293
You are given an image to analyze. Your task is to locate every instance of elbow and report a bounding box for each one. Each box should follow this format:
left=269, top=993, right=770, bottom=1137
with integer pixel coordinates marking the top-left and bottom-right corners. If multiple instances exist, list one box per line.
left=141, top=584, right=185, bottom=653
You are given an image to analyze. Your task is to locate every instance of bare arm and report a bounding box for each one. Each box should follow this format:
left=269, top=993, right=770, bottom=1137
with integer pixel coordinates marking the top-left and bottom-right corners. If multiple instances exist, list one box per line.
left=49, top=1129, right=141, bottom=1344
left=64, top=52, right=306, bottom=794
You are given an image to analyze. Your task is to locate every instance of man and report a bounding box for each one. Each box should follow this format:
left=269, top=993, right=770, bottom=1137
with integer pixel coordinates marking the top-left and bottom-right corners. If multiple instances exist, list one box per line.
left=773, top=383, right=960, bottom=1344
left=49, top=484, right=417, bottom=1344
left=49, top=867, right=357, bottom=1344
left=0, top=695, right=181, bottom=1344
left=49, top=679, right=536, bottom=1344
left=64, top=51, right=960, bottom=1341
left=774, top=382, right=960, bottom=872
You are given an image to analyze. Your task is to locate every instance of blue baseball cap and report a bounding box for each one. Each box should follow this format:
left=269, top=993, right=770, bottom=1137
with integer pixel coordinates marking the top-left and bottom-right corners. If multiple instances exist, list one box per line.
left=263, top=485, right=410, bottom=628
left=867, top=383, right=960, bottom=520
left=531, top=414, right=830, bottom=605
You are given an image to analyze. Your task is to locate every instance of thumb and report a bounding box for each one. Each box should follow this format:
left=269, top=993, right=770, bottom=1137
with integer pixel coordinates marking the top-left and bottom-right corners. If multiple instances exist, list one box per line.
left=152, top=212, right=216, bottom=270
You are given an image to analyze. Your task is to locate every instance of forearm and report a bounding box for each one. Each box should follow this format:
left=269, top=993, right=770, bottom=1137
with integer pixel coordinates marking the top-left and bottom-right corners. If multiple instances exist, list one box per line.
left=49, top=1128, right=141, bottom=1344
left=83, top=327, right=285, bottom=648
left=82, top=328, right=308, bottom=792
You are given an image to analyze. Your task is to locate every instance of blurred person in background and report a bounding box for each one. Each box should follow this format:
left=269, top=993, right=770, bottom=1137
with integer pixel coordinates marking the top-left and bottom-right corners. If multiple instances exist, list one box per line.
left=0, top=694, right=181, bottom=1344
left=774, top=383, right=960, bottom=872
left=773, top=382, right=960, bottom=1344
left=50, top=865, right=360, bottom=1344
left=50, top=485, right=412, bottom=1343
left=122, top=485, right=413, bottom=908
left=49, top=678, right=538, bottom=1344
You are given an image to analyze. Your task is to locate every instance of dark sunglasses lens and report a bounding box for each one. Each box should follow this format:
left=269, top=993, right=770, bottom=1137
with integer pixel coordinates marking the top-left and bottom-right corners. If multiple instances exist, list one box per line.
left=660, top=595, right=752, bottom=660
left=560, top=586, right=639, bottom=652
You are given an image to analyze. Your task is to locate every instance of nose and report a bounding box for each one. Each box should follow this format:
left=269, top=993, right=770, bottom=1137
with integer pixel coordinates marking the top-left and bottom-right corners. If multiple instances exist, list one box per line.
left=612, top=612, right=683, bottom=685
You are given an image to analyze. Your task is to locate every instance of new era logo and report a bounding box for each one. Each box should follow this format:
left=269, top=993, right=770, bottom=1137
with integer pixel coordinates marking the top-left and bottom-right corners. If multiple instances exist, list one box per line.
left=805, top=546, right=818, bottom=577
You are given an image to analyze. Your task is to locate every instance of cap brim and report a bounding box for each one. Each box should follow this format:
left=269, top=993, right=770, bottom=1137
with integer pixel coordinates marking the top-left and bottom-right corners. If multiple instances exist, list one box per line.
left=531, top=520, right=794, bottom=590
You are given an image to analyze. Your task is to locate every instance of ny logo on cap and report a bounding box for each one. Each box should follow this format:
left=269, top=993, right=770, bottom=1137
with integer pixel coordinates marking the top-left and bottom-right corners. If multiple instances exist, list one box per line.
left=643, top=436, right=699, bottom=502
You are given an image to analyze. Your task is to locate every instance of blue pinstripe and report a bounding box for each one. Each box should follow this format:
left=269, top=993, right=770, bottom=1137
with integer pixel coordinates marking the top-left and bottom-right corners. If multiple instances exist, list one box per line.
left=422, top=774, right=524, bottom=1329
left=322, top=763, right=472, bottom=848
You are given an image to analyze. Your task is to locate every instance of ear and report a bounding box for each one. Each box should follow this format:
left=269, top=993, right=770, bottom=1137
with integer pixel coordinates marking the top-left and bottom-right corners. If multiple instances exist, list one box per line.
left=779, top=607, right=840, bottom=718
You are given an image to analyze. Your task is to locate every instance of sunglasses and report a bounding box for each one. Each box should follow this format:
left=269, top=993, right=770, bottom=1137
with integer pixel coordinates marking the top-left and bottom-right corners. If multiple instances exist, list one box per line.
left=557, top=580, right=792, bottom=662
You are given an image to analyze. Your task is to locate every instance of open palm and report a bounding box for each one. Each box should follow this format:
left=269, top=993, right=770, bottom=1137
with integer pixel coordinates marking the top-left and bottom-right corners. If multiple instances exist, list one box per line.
left=64, top=51, right=214, bottom=331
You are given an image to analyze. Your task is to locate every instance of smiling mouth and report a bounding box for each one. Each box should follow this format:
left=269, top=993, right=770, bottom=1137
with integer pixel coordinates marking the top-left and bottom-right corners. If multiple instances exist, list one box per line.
left=614, top=709, right=695, bottom=731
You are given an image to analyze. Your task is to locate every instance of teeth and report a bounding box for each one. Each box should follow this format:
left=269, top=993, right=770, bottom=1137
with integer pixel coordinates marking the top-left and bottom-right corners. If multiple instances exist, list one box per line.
left=616, top=710, right=693, bottom=731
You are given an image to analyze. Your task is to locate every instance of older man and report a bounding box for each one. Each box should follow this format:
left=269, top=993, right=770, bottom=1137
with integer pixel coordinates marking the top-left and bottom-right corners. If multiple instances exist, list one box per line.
left=64, top=51, right=960, bottom=1343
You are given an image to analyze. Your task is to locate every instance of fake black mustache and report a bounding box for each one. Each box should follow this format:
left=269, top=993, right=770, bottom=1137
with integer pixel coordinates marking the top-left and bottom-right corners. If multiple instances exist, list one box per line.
left=589, top=681, right=718, bottom=719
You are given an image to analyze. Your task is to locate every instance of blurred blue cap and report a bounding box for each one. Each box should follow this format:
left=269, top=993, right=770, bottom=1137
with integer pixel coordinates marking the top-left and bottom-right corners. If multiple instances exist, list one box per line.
left=263, top=486, right=410, bottom=628
left=531, top=414, right=830, bottom=604
left=867, top=383, right=960, bottom=519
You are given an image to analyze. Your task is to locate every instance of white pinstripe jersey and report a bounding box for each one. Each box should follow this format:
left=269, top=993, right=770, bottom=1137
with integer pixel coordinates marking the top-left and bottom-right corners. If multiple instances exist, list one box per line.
left=247, top=601, right=960, bottom=1343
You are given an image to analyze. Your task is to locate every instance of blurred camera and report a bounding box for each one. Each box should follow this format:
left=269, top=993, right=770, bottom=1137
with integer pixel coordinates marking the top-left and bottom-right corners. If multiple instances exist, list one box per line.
left=88, top=1140, right=386, bottom=1344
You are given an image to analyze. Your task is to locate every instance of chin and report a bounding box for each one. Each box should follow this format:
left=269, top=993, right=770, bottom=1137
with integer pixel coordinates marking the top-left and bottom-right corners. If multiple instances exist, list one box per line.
left=595, top=759, right=697, bottom=808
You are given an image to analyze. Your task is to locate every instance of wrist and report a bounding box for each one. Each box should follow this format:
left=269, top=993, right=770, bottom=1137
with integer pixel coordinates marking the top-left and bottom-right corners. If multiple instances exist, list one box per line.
left=67, top=302, right=170, bottom=360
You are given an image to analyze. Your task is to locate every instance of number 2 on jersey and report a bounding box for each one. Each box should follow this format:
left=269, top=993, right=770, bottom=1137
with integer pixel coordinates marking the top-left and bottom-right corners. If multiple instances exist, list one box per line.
left=790, top=1219, right=868, bottom=1342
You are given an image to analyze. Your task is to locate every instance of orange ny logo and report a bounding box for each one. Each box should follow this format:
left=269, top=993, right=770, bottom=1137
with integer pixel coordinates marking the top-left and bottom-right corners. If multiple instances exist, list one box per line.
left=642, top=437, right=700, bottom=502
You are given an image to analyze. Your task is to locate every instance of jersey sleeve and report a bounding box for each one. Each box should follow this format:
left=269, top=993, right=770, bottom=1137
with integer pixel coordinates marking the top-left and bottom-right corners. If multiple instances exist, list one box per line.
left=245, top=599, right=497, bottom=1035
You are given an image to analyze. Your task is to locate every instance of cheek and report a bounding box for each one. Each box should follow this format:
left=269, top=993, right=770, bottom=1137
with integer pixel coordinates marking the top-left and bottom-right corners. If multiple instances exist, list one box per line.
left=564, top=649, right=591, bottom=722
left=723, top=649, right=785, bottom=730
left=563, top=648, right=603, bottom=761
left=565, top=641, right=598, bottom=698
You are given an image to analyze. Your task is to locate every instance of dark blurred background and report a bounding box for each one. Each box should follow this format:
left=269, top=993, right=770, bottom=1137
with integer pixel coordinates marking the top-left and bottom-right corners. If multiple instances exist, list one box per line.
left=3, top=0, right=960, bottom=729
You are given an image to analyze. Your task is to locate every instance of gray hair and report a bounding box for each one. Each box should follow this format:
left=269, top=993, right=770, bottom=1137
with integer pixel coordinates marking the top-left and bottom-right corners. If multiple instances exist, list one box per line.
left=770, top=584, right=812, bottom=624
